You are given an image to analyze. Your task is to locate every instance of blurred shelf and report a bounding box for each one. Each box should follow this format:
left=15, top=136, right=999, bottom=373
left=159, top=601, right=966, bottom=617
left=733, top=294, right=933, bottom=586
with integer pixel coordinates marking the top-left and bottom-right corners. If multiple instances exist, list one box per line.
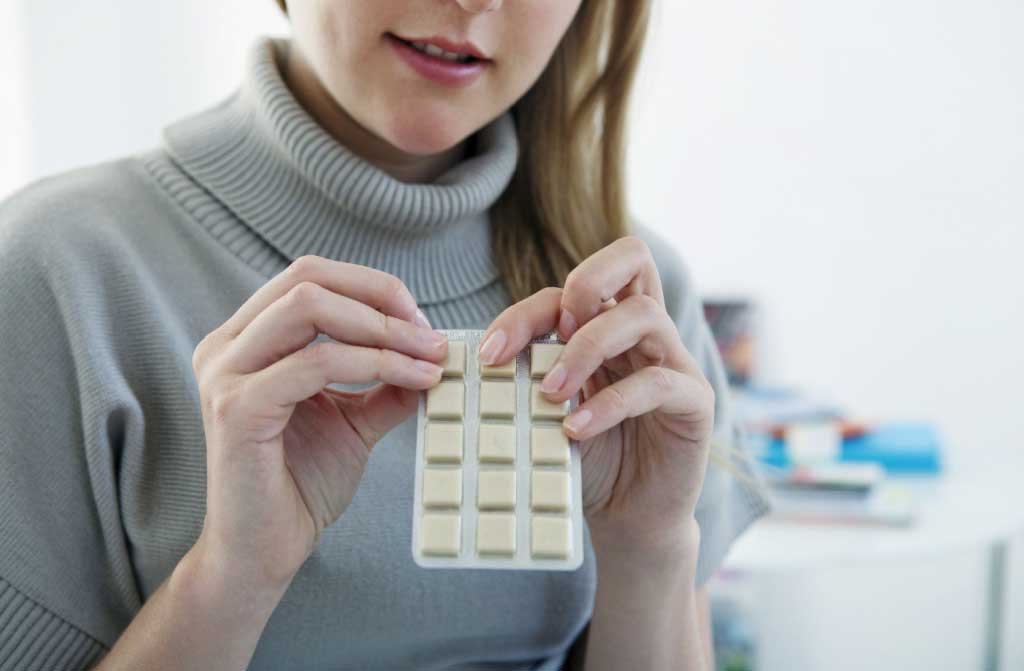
left=724, top=446, right=1024, bottom=573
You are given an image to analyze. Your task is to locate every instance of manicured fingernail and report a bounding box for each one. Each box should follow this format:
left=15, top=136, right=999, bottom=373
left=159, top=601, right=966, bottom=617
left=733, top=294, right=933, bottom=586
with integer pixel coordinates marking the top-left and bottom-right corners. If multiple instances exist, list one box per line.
left=540, top=362, right=567, bottom=393
left=426, top=329, right=447, bottom=347
left=564, top=409, right=592, bottom=434
left=558, top=309, right=577, bottom=339
left=478, top=329, right=506, bottom=365
left=414, top=309, right=432, bottom=329
left=414, top=359, right=443, bottom=376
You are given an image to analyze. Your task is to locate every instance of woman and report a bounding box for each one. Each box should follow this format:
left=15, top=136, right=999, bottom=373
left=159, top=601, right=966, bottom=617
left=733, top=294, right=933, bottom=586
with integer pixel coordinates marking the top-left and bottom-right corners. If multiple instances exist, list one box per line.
left=0, top=0, right=768, bottom=669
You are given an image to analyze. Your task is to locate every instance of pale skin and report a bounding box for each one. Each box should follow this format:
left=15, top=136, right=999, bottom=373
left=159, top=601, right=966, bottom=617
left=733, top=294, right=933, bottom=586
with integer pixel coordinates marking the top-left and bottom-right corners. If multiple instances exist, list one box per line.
left=93, top=1, right=715, bottom=669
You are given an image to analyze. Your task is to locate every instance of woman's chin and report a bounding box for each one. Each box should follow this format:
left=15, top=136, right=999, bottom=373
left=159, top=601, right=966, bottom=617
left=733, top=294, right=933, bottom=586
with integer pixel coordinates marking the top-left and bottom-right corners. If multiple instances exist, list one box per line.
left=384, top=113, right=475, bottom=157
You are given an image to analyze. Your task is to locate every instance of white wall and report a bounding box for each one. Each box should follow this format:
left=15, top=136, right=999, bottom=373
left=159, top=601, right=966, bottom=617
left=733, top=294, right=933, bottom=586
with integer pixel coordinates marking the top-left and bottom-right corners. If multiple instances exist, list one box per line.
left=0, top=0, right=31, bottom=196
left=629, top=0, right=1024, bottom=456
left=3, top=0, right=287, bottom=195
left=749, top=547, right=990, bottom=670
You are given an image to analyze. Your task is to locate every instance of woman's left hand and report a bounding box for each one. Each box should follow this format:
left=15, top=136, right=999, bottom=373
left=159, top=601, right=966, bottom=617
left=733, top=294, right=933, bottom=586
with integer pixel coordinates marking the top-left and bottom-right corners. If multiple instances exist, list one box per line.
left=480, top=236, right=715, bottom=556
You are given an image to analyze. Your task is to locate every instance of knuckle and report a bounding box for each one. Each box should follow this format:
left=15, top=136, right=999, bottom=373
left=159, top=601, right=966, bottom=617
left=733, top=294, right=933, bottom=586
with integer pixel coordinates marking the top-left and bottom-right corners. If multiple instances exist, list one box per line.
left=375, top=347, right=396, bottom=377
left=286, top=281, right=322, bottom=310
left=299, top=340, right=331, bottom=366
left=647, top=366, right=675, bottom=395
left=209, top=379, right=244, bottom=425
left=491, top=306, right=513, bottom=325
left=196, top=365, right=221, bottom=400
left=562, top=267, right=583, bottom=293
left=603, top=385, right=629, bottom=414
left=192, top=331, right=217, bottom=367
left=191, top=339, right=208, bottom=373
left=381, top=274, right=411, bottom=306
left=657, top=309, right=679, bottom=333
left=377, top=311, right=393, bottom=340
left=631, top=292, right=661, bottom=313
left=570, top=328, right=601, bottom=355
left=622, top=234, right=652, bottom=259
left=288, top=254, right=322, bottom=281
left=192, top=331, right=229, bottom=378
left=565, top=272, right=597, bottom=301
left=538, top=286, right=563, bottom=301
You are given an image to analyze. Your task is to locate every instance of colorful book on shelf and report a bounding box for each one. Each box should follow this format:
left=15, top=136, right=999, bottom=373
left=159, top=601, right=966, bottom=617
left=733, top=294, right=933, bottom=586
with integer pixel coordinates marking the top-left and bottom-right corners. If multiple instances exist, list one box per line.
left=753, top=422, right=943, bottom=475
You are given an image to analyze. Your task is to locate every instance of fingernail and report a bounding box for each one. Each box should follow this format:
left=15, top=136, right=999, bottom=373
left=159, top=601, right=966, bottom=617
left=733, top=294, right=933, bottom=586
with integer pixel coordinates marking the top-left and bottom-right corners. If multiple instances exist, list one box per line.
left=414, top=359, right=443, bottom=376
left=540, top=362, right=567, bottom=393
left=414, top=309, right=432, bottom=329
left=426, top=329, right=447, bottom=348
left=564, top=409, right=592, bottom=434
left=478, top=329, right=506, bottom=365
left=558, top=309, right=577, bottom=339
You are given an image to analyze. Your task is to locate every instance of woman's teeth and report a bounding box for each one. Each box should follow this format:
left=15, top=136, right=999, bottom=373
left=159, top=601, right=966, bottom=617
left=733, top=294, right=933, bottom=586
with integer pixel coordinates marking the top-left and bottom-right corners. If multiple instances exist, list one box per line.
left=407, top=41, right=475, bottom=64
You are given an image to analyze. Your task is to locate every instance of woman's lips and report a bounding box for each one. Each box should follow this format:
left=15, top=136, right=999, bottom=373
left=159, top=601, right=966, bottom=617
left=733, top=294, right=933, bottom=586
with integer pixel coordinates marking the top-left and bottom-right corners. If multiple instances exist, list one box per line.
left=385, top=34, right=490, bottom=87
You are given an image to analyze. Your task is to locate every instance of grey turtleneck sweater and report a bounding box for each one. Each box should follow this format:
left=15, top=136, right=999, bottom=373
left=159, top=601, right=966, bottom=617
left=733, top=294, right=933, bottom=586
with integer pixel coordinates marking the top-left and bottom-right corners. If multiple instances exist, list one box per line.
left=0, top=36, right=768, bottom=671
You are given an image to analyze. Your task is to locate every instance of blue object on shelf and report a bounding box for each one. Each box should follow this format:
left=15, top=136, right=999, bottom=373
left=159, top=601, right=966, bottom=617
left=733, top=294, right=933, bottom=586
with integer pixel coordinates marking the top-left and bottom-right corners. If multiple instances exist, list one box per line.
left=754, top=422, right=942, bottom=475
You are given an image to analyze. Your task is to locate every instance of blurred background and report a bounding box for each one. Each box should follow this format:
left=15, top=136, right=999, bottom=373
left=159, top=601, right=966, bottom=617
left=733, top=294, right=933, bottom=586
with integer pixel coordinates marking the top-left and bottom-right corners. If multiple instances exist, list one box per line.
left=2, top=1, right=1022, bottom=669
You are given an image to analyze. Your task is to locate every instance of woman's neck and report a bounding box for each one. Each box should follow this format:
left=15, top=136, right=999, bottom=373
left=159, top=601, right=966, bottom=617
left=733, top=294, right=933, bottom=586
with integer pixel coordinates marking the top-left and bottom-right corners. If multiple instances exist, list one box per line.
left=279, top=43, right=466, bottom=184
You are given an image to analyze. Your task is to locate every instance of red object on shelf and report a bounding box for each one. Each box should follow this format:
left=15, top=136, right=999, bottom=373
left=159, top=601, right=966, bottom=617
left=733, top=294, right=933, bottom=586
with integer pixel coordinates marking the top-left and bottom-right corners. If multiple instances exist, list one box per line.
left=768, top=419, right=872, bottom=441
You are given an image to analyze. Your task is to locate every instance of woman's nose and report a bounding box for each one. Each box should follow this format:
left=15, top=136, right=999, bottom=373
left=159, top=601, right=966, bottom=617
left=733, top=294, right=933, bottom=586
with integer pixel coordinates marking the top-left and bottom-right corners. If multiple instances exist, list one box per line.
left=455, top=0, right=502, bottom=13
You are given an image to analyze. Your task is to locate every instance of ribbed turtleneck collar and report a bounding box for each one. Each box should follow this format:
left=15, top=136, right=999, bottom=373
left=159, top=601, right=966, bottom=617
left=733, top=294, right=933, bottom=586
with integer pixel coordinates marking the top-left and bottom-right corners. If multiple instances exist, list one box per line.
left=161, top=36, right=519, bottom=305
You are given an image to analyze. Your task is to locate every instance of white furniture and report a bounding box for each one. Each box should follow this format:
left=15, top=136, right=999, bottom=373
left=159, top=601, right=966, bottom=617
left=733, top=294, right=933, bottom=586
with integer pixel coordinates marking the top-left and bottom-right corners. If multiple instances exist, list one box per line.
left=720, top=447, right=1024, bottom=671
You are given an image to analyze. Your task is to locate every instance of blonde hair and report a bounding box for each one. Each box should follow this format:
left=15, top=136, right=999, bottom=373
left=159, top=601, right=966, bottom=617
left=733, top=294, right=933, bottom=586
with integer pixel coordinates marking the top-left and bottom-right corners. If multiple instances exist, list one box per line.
left=491, top=0, right=651, bottom=301
left=274, top=0, right=652, bottom=302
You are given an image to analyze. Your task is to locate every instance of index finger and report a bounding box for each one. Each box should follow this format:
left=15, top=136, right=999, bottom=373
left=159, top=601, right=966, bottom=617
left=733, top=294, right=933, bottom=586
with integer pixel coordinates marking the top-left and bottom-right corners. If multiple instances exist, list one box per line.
left=222, top=255, right=426, bottom=337
left=478, top=287, right=563, bottom=365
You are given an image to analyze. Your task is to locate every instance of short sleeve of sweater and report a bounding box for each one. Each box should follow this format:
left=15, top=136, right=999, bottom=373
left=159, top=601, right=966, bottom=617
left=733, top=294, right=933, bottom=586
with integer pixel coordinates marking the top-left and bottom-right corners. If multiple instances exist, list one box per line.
left=0, top=175, right=145, bottom=669
left=633, top=224, right=771, bottom=585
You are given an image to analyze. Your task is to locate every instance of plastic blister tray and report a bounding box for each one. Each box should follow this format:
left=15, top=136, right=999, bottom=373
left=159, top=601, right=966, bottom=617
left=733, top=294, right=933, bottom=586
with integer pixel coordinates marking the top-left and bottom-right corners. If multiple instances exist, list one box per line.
left=411, top=329, right=584, bottom=570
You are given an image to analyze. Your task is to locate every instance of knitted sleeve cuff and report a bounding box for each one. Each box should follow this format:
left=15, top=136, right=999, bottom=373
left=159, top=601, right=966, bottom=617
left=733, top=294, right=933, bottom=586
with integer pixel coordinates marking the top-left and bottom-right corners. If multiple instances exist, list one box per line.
left=0, top=577, right=107, bottom=671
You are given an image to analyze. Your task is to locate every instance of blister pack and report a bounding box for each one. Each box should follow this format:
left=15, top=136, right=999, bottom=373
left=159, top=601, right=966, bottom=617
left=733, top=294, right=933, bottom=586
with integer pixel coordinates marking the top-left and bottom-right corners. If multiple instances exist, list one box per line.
left=411, top=329, right=584, bottom=570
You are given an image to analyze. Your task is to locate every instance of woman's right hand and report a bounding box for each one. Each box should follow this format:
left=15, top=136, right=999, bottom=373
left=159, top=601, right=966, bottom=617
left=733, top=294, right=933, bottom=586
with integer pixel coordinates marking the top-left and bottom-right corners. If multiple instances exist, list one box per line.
left=189, top=255, right=447, bottom=594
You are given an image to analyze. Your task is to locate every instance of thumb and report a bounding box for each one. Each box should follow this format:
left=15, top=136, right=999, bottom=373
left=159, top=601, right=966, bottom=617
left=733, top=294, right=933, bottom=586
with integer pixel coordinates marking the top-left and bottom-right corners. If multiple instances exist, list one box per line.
left=326, top=383, right=420, bottom=448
